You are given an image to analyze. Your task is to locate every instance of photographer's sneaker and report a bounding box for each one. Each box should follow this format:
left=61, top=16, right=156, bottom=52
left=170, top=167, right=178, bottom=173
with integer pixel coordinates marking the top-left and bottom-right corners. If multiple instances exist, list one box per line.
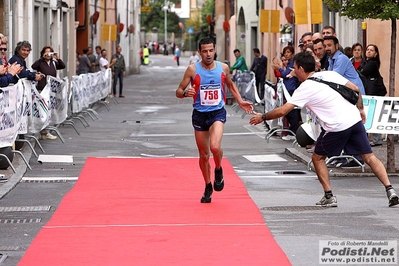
left=387, top=189, right=399, bottom=207
left=316, top=195, right=338, bottom=207
left=214, top=167, right=224, bottom=192
left=200, top=183, right=213, bottom=203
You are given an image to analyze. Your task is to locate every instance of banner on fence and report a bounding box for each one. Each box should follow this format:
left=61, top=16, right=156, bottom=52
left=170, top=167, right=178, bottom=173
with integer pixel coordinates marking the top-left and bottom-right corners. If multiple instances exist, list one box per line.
left=71, top=69, right=111, bottom=113
left=0, top=69, right=112, bottom=148
left=0, top=83, right=24, bottom=147
left=363, top=95, right=399, bottom=134
left=41, top=76, right=68, bottom=125
left=305, top=95, right=399, bottom=137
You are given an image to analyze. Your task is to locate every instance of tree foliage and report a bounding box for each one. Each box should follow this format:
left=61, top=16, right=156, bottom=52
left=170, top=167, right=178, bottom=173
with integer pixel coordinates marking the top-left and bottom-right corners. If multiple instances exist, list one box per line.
left=324, top=0, right=399, bottom=20
left=140, top=0, right=181, bottom=34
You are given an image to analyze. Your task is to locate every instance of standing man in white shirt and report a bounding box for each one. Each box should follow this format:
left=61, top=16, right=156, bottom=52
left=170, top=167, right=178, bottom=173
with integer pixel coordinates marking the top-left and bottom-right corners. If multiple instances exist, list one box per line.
left=249, top=52, right=398, bottom=208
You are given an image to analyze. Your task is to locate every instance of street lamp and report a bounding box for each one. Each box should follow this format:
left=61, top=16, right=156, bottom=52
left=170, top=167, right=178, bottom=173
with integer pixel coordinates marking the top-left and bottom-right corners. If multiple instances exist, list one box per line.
left=162, top=0, right=169, bottom=44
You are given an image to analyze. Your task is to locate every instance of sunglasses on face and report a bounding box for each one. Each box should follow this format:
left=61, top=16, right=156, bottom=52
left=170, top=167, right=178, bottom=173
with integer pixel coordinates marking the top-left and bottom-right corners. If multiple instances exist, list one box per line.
left=0, top=48, right=7, bottom=51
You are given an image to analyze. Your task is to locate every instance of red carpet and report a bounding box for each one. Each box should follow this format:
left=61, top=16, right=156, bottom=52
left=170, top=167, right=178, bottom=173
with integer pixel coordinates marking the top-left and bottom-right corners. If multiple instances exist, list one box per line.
left=18, top=158, right=291, bottom=266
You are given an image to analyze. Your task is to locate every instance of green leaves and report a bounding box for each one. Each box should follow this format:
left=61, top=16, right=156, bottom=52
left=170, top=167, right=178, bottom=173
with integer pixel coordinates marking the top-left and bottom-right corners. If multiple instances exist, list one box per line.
left=323, top=0, right=399, bottom=20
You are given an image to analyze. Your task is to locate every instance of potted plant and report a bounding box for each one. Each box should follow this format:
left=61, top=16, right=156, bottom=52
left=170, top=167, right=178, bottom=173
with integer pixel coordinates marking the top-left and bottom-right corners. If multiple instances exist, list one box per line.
left=280, top=23, right=292, bottom=41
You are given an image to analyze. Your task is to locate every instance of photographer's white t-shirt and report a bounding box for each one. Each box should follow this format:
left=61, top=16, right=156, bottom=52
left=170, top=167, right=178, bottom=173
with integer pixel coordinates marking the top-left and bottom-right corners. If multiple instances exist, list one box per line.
left=288, top=71, right=361, bottom=132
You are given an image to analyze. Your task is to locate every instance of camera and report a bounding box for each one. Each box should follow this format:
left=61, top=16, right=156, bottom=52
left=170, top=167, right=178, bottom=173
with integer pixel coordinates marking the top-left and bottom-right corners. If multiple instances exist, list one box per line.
left=47, top=52, right=54, bottom=56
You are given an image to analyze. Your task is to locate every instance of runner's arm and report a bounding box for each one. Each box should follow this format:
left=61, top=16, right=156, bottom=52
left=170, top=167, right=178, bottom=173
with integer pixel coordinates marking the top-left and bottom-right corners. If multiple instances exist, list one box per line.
left=176, top=65, right=195, bottom=98
left=222, top=63, right=253, bottom=113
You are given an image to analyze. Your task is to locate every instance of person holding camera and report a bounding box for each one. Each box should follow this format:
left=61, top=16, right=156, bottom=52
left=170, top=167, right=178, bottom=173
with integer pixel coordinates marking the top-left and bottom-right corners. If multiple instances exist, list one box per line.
left=32, top=46, right=65, bottom=92
left=31, top=46, right=66, bottom=140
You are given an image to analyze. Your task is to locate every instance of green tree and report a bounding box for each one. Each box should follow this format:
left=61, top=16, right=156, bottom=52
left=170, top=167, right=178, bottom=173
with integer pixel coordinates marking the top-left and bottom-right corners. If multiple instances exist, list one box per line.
left=323, top=0, right=399, bottom=172
left=141, top=0, right=180, bottom=40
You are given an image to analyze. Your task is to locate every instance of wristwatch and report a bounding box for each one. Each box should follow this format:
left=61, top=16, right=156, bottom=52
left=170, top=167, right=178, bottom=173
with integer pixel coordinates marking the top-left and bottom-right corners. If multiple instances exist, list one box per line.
left=183, top=90, right=187, bottom=97
left=262, top=113, right=267, bottom=121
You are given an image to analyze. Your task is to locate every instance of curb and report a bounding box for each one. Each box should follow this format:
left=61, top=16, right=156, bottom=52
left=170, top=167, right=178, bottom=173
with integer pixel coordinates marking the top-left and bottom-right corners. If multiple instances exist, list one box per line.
left=0, top=144, right=33, bottom=200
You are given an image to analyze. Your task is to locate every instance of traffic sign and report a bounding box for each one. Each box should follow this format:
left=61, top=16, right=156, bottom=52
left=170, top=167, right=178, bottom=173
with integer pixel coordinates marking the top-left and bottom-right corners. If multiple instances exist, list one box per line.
left=187, top=27, right=194, bottom=34
left=141, top=6, right=151, bottom=12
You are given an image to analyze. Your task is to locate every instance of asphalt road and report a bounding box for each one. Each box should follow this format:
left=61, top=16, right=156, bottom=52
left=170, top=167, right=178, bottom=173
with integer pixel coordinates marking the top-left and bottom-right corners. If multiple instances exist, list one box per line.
left=0, top=53, right=398, bottom=266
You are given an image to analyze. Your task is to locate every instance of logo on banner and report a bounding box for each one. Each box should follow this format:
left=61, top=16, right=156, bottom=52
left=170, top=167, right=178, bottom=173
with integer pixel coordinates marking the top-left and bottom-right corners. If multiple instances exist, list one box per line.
left=363, top=96, right=399, bottom=133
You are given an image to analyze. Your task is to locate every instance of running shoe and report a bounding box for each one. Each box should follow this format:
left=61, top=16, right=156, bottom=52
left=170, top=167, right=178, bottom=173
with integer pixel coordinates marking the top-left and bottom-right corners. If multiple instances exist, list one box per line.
left=387, top=188, right=399, bottom=207
left=214, top=167, right=224, bottom=192
left=200, top=184, right=213, bottom=203
left=316, top=195, right=338, bottom=207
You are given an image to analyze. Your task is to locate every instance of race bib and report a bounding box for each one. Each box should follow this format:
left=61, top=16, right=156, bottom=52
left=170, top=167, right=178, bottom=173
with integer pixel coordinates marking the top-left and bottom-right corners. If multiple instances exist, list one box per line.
left=200, top=84, right=222, bottom=106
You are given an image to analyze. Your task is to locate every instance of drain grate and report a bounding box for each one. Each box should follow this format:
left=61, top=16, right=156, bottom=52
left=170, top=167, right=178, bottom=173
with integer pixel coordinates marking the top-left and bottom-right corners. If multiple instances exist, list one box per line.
left=261, top=206, right=328, bottom=211
left=0, top=206, right=51, bottom=212
left=274, top=170, right=307, bottom=175
left=21, top=179, right=68, bottom=183
left=0, top=218, right=42, bottom=224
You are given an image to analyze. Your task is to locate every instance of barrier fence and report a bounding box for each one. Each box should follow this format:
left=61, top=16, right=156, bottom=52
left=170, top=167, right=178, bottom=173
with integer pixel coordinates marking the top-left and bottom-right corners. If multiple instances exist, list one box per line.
left=0, top=69, right=113, bottom=170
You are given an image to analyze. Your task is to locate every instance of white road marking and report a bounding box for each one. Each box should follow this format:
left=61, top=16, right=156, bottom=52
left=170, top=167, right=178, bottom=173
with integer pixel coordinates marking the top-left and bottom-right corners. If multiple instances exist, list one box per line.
left=243, top=154, right=287, bottom=162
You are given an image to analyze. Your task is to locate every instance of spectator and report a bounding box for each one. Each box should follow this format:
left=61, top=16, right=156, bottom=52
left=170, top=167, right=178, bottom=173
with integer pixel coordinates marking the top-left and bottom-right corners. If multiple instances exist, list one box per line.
left=189, top=51, right=200, bottom=65
left=143, top=45, right=150, bottom=65
left=99, top=49, right=117, bottom=72
left=312, top=38, right=329, bottom=71
left=324, top=35, right=366, bottom=168
left=9, top=41, right=44, bottom=84
left=312, top=32, right=323, bottom=43
left=163, top=42, right=168, bottom=55
left=111, top=46, right=126, bottom=98
left=350, top=43, right=364, bottom=70
left=31, top=46, right=66, bottom=140
left=94, top=45, right=102, bottom=72
left=322, top=26, right=344, bottom=52
left=229, top=49, right=248, bottom=73
left=32, top=46, right=66, bottom=91
left=358, top=44, right=386, bottom=147
left=140, top=46, right=144, bottom=65
left=174, top=45, right=181, bottom=66
left=300, top=32, right=313, bottom=52
left=87, top=47, right=96, bottom=73
left=343, top=46, right=353, bottom=58
left=250, top=48, right=267, bottom=101
left=272, top=46, right=301, bottom=140
left=0, top=37, right=22, bottom=87
left=324, top=36, right=365, bottom=95
left=76, top=51, right=80, bottom=74
left=78, top=47, right=92, bottom=74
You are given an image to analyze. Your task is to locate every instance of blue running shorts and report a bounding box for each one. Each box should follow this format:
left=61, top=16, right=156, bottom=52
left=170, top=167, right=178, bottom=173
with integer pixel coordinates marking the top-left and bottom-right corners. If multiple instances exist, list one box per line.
left=192, top=108, right=226, bottom=131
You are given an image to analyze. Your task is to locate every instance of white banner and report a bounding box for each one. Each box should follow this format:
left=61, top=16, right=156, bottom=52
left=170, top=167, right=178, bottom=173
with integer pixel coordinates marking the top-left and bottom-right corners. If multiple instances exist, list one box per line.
left=264, top=78, right=285, bottom=129
left=41, top=76, right=68, bottom=125
left=363, top=95, right=399, bottom=134
left=0, top=71, right=112, bottom=148
left=305, top=95, right=399, bottom=139
left=0, top=83, right=24, bottom=147
left=71, top=69, right=111, bottom=114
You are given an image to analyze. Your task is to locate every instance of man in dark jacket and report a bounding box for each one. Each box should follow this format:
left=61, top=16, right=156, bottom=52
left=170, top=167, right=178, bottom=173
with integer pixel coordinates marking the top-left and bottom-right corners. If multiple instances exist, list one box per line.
left=111, top=46, right=126, bottom=98
left=250, top=48, right=267, bottom=101
left=8, top=41, right=43, bottom=84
